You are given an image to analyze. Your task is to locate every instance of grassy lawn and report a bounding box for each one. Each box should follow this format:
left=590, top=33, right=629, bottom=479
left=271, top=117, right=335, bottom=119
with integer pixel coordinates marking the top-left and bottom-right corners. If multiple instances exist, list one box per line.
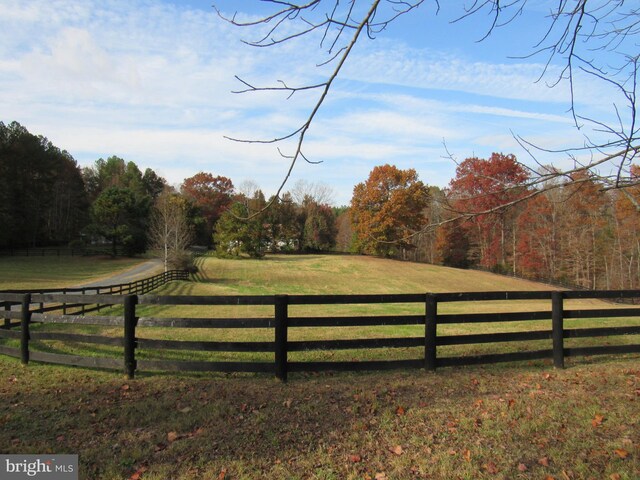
left=0, top=357, right=637, bottom=479
left=5, top=253, right=637, bottom=365
left=0, top=254, right=638, bottom=478
left=0, top=255, right=149, bottom=290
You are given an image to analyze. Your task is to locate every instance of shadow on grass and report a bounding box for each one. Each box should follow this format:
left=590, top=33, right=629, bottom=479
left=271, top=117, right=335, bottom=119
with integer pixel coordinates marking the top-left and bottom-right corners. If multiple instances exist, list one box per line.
left=1, top=354, right=638, bottom=479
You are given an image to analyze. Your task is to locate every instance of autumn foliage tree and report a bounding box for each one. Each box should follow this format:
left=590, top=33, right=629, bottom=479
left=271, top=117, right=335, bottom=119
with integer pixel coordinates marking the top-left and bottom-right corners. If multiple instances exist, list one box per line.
left=446, top=153, right=529, bottom=271
left=181, top=172, right=234, bottom=245
left=351, top=164, right=429, bottom=257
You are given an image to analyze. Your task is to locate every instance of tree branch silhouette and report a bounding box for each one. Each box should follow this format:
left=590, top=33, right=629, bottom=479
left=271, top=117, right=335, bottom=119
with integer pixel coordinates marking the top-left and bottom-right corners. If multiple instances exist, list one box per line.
left=215, top=0, right=639, bottom=225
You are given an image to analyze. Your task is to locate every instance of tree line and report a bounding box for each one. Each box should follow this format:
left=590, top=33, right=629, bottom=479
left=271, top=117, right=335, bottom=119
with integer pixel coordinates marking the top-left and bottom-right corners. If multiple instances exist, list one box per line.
left=344, top=156, right=640, bottom=291
left=2, top=121, right=638, bottom=289
left=0, top=122, right=340, bottom=266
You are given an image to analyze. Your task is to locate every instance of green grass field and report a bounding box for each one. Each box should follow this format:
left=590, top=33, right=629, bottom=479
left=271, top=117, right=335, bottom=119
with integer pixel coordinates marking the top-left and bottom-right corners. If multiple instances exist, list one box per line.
left=22, top=254, right=635, bottom=365
left=0, top=254, right=638, bottom=479
left=0, top=255, right=149, bottom=290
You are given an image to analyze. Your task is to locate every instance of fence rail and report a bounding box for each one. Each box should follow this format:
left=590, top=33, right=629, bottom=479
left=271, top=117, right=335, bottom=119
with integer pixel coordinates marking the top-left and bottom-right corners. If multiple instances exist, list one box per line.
left=0, top=290, right=638, bottom=381
left=1, top=269, right=189, bottom=295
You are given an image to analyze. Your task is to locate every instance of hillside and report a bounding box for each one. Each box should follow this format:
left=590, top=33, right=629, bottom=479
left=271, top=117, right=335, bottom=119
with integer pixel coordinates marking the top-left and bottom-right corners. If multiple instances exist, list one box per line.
left=181, top=254, right=554, bottom=296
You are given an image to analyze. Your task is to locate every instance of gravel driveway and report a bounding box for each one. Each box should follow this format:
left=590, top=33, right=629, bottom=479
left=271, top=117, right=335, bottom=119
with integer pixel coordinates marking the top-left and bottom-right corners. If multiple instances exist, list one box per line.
left=74, top=259, right=164, bottom=288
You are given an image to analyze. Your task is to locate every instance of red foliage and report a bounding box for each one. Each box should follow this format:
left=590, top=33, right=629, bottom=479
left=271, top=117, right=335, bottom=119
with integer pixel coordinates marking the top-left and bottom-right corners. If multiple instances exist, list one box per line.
left=448, top=153, right=529, bottom=268
left=181, top=172, right=234, bottom=234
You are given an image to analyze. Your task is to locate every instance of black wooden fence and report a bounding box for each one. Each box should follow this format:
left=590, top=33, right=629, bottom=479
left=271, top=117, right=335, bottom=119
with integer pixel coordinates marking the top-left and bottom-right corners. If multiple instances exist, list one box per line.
left=1, top=289, right=639, bottom=380
left=1, top=269, right=189, bottom=316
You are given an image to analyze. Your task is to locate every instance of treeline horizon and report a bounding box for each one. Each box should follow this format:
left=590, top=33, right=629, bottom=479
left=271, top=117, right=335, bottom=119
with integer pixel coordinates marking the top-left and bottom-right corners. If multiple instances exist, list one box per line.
left=1, top=121, right=638, bottom=291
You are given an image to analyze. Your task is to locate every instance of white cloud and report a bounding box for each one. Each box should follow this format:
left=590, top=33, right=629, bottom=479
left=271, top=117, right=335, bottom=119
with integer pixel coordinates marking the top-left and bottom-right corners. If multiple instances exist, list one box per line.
left=0, top=0, right=623, bottom=205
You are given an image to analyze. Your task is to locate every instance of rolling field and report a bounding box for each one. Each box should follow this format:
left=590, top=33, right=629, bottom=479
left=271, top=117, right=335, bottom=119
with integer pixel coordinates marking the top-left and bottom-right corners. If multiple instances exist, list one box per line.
left=39, top=253, right=633, bottom=365
left=0, top=254, right=638, bottom=479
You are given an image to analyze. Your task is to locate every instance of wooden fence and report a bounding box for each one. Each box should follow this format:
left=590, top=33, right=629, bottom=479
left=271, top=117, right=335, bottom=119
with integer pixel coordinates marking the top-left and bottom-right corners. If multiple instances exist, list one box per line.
left=0, top=269, right=189, bottom=316
left=0, top=290, right=638, bottom=381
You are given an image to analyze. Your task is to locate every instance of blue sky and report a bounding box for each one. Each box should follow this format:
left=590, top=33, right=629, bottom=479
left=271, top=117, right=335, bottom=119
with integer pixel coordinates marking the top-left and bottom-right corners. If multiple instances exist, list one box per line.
left=0, top=0, right=620, bottom=205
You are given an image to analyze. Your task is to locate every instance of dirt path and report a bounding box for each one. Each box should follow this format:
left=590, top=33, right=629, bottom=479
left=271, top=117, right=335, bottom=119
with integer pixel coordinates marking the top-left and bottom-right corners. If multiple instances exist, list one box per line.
left=73, top=259, right=163, bottom=288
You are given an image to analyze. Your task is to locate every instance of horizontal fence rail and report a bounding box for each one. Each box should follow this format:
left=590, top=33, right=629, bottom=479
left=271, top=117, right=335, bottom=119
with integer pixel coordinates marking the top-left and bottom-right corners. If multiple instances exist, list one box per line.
left=0, top=269, right=189, bottom=317
left=0, top=290, right=638, bottom=381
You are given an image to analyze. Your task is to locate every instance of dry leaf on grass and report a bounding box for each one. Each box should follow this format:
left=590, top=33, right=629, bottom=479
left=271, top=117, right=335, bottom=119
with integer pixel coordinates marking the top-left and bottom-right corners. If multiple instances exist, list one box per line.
left=591, top=414, right=605, bottom=427
left=538, top=456, right=550, bottom=467
left=129, top=466, right=147, bottom=480
left=389, top=445, right=403, bottom=456
left=463, top=449, right=471, bottom=462
left=613, top=448, right=629, bottom=459
left=483, top=461, right=498, bottom=474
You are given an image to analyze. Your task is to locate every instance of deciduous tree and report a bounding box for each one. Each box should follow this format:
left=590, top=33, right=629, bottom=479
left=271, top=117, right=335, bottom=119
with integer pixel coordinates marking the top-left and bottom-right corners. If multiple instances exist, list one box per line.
left=181, top=172, right=234, bottom=245
left=149, top=189, right=194, bottom=272
left=351, top=164, right=429, bottom=257
left=448, top=153, right=529, bottom=270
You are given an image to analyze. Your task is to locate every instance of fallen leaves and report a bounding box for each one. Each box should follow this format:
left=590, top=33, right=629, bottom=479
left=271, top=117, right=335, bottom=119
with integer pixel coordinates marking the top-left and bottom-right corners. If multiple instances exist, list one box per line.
left=462, top=449, right=471, bottom=462
left=348, top=454, right=362, bottom=463
left=591, top=413, right=605, bottom=428
left=538, top=456, right=550, bottom=467
left=166, top=427, right=205, bottom=444
left=389, top=445, right=403, bottom=456
left=613, top=448, right=629, bottom=459
left=129, top=466, right=147, bottom=480
left=483, top=460, right=498, bottom=474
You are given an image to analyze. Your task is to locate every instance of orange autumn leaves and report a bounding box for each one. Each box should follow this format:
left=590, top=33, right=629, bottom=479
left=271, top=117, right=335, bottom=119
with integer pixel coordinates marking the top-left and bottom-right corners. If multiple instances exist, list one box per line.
left=351, top=164, right=430, bottom=257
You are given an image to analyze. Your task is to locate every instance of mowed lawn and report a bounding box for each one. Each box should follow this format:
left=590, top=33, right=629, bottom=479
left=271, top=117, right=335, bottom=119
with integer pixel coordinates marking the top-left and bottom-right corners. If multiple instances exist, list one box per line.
left=8, top=253, right=639, bottom=364
left=109, top=254, right=637, bottom=364
left=0, top=255, right=149, bottom=290
left=0, top=254, right=638, bottom=479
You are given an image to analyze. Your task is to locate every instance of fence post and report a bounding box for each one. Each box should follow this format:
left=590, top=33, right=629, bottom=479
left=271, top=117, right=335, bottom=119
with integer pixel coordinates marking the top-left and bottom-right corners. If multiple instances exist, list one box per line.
left=3, top=303, right=10, bottom=329
left=21, top=294, right=31, bottom=365
left=274, top=294, right=289, bottom=382
left=80, top=288, right=86, bottom=315
left=552, top=291, right=565, bottom=369
left=425, top=294, right=438, bottom=372
left=124, top=295, right=138, bottom=379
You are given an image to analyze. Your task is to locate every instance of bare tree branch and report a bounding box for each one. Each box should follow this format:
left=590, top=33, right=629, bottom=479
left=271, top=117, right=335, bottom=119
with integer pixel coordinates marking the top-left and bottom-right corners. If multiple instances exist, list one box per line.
left=217, top=0, right=640, bottom=228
